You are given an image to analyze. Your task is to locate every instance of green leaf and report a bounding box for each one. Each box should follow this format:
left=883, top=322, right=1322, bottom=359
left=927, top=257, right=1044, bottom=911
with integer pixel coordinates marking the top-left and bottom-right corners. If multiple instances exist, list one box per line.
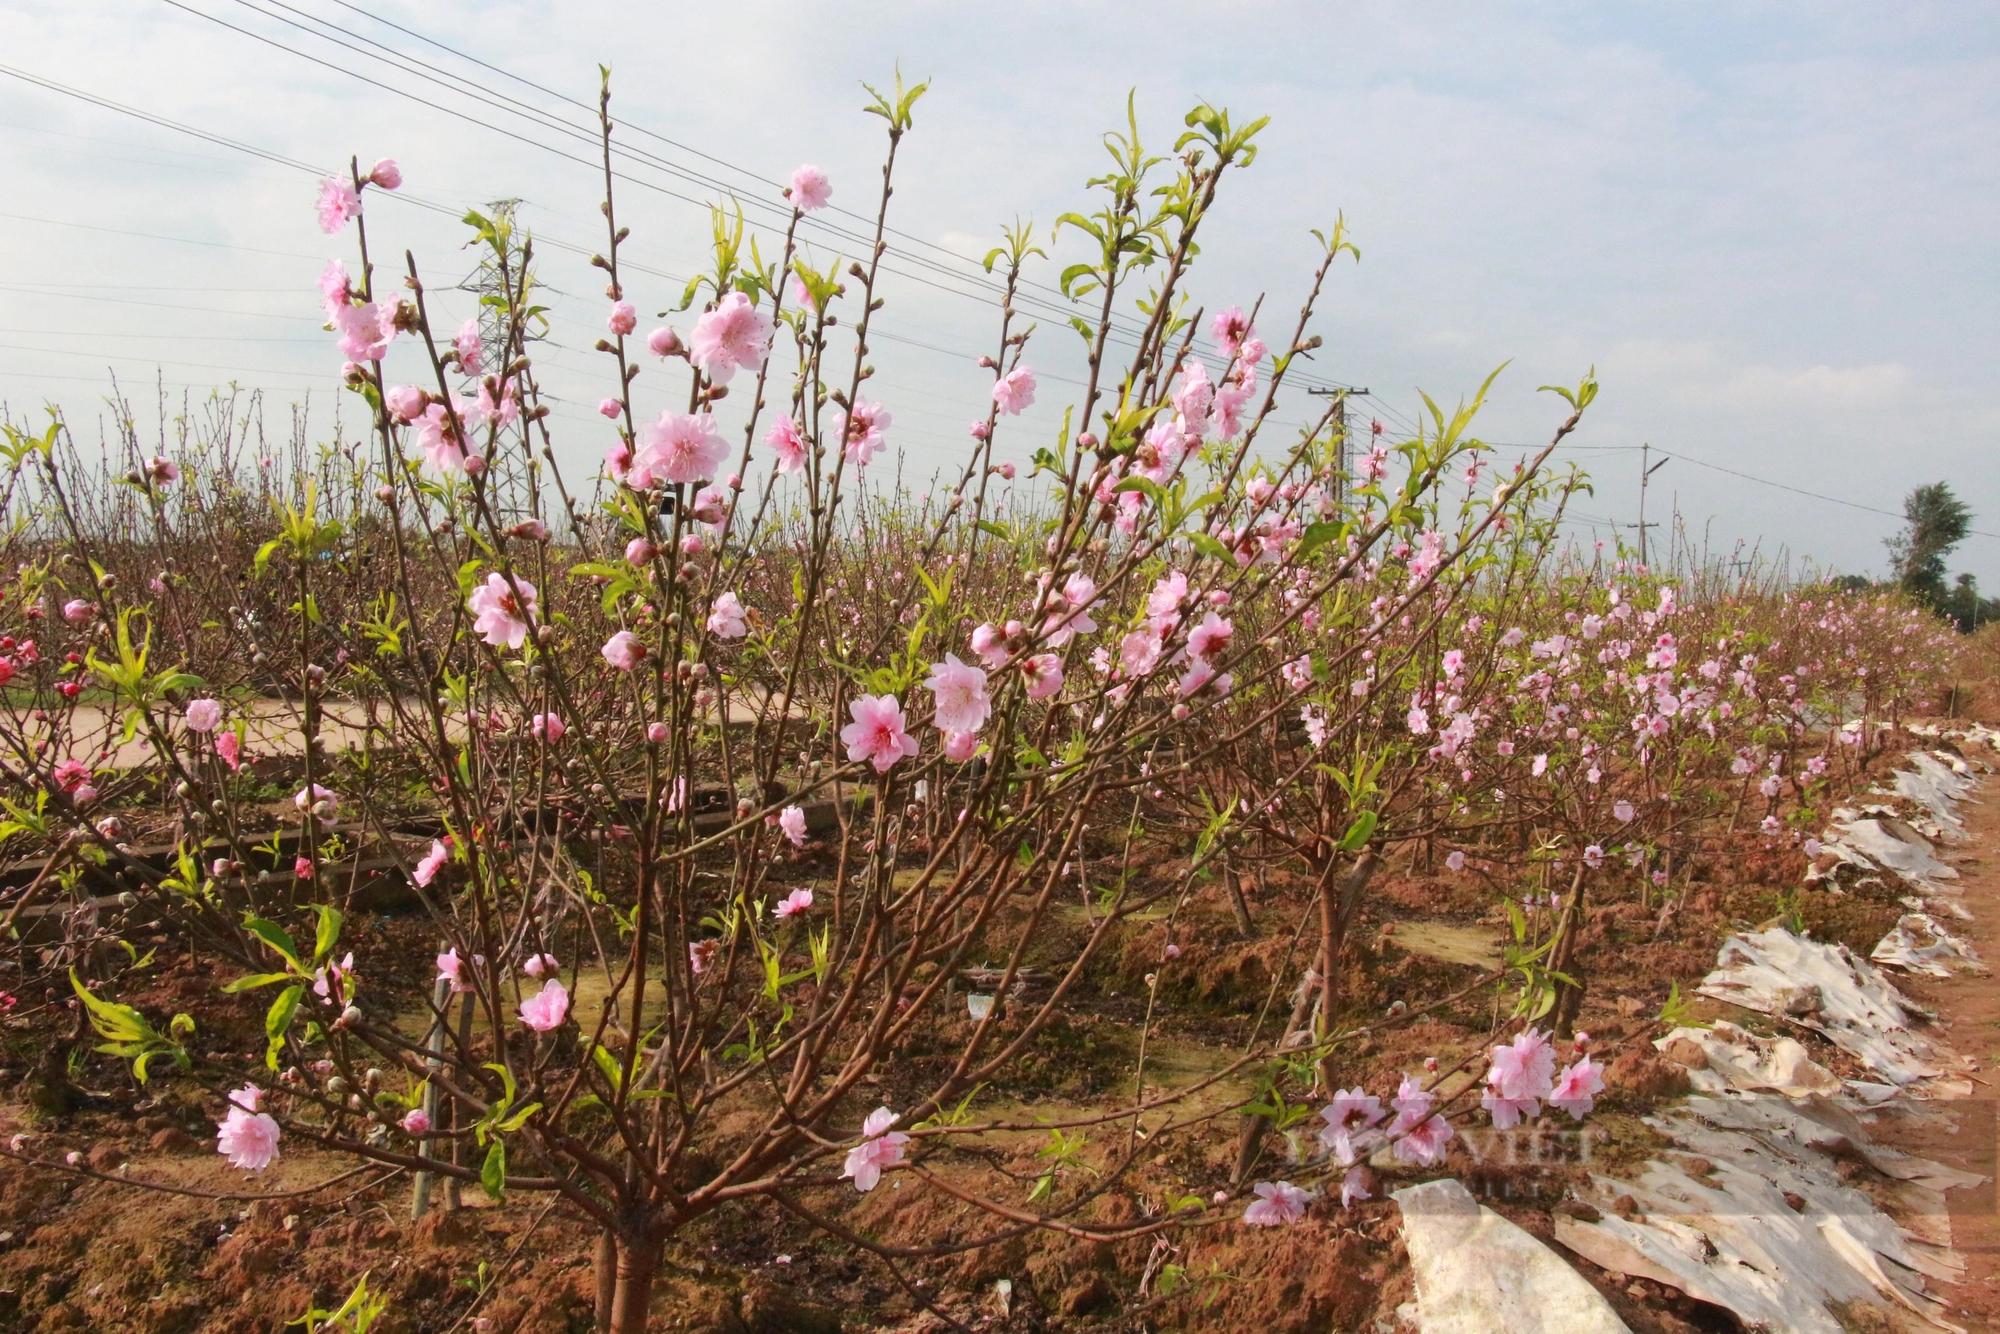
left=1337, top=811, right=1378, bottom=852
left=1111, top=476, right=1165, bottom=505
left=589, top=1042, right=625, bottom=1095
left=221, top=972, right=295, bottom=993
left=243, top=917, right=302, bottom=972
left=480, top=1140, right=507, bottom=1202
left=1189, top=533, right=1232, bottom=564
left=496, top=1102, right=541, bottom=1134
left=265, top=984, right=302, bottom=1070
left=1297, top=521, right=1345, bottom=560
left=312, top=904, right=344, bottom=967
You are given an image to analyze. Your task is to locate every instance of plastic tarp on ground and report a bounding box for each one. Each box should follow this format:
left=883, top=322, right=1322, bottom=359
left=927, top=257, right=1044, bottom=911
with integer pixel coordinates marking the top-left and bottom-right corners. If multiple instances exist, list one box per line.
left=1394, top=1178, right=1631, bottom=1334
left=1554, top=735, right=1993, bottom=1334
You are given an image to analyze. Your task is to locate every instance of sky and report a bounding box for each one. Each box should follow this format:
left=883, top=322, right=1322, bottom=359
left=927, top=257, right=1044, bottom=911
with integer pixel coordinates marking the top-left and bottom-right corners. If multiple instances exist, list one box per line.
left=0, top=1, right=1995, bottom=584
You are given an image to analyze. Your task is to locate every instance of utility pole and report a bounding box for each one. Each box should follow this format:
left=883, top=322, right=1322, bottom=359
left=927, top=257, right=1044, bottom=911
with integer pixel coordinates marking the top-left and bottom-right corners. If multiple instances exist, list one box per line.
left=1307, top=386, right=1370, bottom=503
left=1626, top=443, right=1670, bottom=567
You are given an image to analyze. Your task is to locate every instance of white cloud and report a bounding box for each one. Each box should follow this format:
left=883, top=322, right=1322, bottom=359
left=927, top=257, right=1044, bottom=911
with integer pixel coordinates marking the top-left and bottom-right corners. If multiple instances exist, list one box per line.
left=0, top=0, right=1993, bottom=577
left=1601, top=339, right=1912, bottom=411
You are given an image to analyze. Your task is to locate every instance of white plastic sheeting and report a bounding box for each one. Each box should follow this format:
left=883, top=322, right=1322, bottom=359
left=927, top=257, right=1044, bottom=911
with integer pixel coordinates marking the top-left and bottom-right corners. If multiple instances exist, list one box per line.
left=1696, top=928, right=1951, bottom=1089
left=1822, top=814, right=1961, bottom=899
left=1872, top=912, right=1984, bottom=978
left=1659, top=1021, right=1841, bottom=1098
left=1557, top=733, right=1993, bottom=1334
left=1393, top=1178, right=1631, bottom=1334
left=1556, top=1080, right=1973, bottom=1333
left=1880, top=752, right=1977, bottom=836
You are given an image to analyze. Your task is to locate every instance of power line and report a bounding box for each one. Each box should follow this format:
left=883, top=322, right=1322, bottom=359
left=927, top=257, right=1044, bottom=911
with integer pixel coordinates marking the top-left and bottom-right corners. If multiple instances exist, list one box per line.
left=1646, top=445, right=2000, bottom=541
left=6, top=29, right=1402, bottom=443
left=0, top=206, right=323, bottom=260
left=168, top=0, right=1379, bottom=400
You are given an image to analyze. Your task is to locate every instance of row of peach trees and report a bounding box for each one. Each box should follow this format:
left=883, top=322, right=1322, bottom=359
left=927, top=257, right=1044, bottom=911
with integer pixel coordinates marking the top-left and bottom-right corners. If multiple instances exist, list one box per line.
left=0, top=72, right=1952, bottom=1330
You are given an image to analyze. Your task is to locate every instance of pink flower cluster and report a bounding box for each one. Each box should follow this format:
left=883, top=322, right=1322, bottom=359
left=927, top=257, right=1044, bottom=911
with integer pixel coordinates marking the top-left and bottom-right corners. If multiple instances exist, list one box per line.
left=841, top=1107, right=909, bottom=1192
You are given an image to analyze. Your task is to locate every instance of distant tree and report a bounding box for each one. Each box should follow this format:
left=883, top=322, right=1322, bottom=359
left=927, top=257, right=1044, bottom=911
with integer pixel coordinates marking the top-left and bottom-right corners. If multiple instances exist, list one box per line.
left=1886, top=482, right=1972, bottom=614
left=1945, top=571, right=2000, bottom=634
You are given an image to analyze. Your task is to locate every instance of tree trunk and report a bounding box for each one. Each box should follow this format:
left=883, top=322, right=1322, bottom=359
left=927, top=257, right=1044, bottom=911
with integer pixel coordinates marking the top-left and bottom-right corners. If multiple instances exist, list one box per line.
left=1224, top=861, right=1256, bottom=938
left=1549, top=865, right=1588, bottom=1040
left=1233, top=853, right=1381, bottom=1185
left=608, top=1229, right=659, bottom=1334
left=1317, top=852, right=1379, bottom=1088
left=593, top=1229, right=618, bottom=1333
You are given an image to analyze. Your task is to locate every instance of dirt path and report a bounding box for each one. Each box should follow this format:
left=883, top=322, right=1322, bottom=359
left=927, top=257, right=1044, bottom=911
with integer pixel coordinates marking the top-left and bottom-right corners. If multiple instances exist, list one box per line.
left=1875, top=774, right=2000, bottom=1329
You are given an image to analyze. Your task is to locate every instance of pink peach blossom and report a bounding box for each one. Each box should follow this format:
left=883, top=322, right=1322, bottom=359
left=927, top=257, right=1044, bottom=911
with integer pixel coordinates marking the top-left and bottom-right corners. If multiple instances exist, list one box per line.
left=454, top=318, right=483, bottom=376
left=437, top=948, right=472, bottom=993
left=1187, top=611, right=1234, bottom=663
left=1023, top=653, right=1064, bottom=701
left=414, top=840, right=451, bottom=888
left=318, top=259, right=350, bottom=317
left=766, top=416, right=806, bottom=474
left=1392, top=1113, right=1454, bottom=1165
left=836, top=398, right=891, bottom=466
left=707, top=593, right=750, bottom=640
left=217, top=1098, right=281, bottom=1171
left=1242, top=1180, right=1309, bottom=1226
left=414, top=403, right=465, bottom=473
left=841, top=694, right=919, bottom=773
left=991, top=365, right=1037, bottom=416
left=773, top=888, right=813, bottom=920
left=466, top=573, right=538, bottom=650
left=1211, top=307, right=1254, bottom=358
left=789, top=164, right=831, bottom=211
left=601, top=630, right=646, bottom=672
left=637, top=411, right=728, bottom=486
left=689, top=291, right=773, bottom=386
left=333, top=299, right=393, bottom=362
left=841, top=1107, right=908, bottom=1192
left=315, top=177, right=360, bottom=234
left=779, top=806, right=808, bottom=846
left=607, top=301, right=636, bottom=335
left=1119, top=629, right=1163, bottom=677
left=385, top=384, right=425, bottom=423
left=518, top=978, right=569, bottom=1032
left=970, top=622, right=1010, bottom=670
left=293, top=783, right=339, bottom=816
left=923, top=654, right=991, bottom=734
left=1549, top=1056, right=1604, bottom=1120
